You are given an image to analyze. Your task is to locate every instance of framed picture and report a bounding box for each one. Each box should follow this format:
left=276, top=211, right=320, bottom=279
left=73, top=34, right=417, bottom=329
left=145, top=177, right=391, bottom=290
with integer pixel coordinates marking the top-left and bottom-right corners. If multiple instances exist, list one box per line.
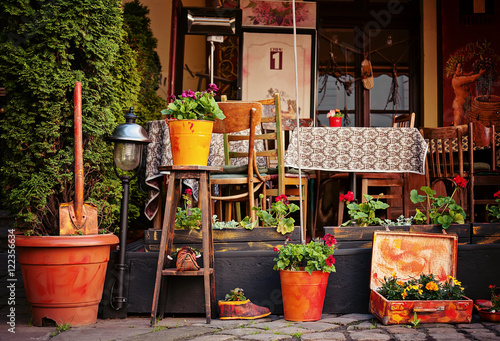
left=240, top=30, right=316, bottom=119
left=240, top=0, right=316, bottom=29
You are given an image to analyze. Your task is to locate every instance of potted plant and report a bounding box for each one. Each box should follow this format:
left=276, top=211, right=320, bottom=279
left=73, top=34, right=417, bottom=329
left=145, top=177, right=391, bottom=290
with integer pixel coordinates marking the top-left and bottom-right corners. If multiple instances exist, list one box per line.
left=273, top=234, right=337, bottom=321
left=218, top=287, right=271, bottom=320
left=161, top=84, right=225, bottom=166
left=340, top=192, right=390, bottom=227
left=327, top=109, right=343, bottom=127
left=486, top=190, right=500, bottom=222
left=251, top=194, right=300, bottom=235
left=475, top=284, right=500, bottom=322
left=410, top=176, right=467, bottom=230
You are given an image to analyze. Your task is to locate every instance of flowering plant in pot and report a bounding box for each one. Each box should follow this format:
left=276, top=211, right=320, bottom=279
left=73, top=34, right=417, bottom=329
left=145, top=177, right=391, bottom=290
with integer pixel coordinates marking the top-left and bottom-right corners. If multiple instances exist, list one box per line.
left=474, top=284, right=500, bottom=322
left=247, top=194, right=299, bottom=234
left=273, top=234, right=337, bottom=321
left=161, top=84, right=225, bottom=166
left=340, top=191, right=390, bottom=227
left=409, top=176, right=467, bottom=229
left=218, top=288, right=271, bottom=320
left=327, top=109, right=343, bottom=127
left=175, top=189, right=202, bottom=230
left=486, top=190, right=500, bottom=222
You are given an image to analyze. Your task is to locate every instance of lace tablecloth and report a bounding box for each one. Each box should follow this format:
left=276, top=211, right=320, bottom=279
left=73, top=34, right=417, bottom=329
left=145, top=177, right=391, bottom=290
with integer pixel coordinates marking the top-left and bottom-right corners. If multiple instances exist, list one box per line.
left=284, top=127, right=428, bottom=174
left=144, top=120, right=265, bottom=220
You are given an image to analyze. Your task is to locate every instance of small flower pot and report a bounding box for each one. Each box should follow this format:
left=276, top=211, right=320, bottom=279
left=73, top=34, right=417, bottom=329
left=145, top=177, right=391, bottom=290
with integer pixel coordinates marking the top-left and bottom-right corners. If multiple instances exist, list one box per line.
left=328, top=117, right=342, bottom=127
left=167, top=119, right=213, bottom=166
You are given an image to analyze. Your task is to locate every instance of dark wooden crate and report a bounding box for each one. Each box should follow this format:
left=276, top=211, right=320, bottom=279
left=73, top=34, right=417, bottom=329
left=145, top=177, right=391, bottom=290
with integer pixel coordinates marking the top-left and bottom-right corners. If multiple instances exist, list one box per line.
left=144, top=227, right=299, bottom=252
left=324, top=224, right=471, bottom=249
left=472, top=223, right=500, bottom=244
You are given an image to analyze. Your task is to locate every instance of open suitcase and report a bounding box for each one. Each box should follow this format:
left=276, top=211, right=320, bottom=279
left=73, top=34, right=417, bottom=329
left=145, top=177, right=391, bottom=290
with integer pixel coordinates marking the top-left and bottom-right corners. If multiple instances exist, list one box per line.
left=369, top=231, right=473, bottom=325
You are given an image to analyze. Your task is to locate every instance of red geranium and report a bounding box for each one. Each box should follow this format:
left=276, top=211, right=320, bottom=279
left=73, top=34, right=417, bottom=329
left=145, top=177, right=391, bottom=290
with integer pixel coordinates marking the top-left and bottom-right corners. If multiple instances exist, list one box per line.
left=494, top=191, right=500, bottom=199
left=322, top=233, right=337, bottom=247
left=326, top=255, right=335, bottom=267
left=453, top=175, right=467, bottom=188
left=339, top=191, right=354, bottom=203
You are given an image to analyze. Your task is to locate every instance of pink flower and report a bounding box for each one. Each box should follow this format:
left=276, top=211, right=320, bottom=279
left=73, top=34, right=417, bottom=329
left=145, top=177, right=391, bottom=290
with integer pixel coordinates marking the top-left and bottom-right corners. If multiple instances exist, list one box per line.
left=273, top=246, right=279, bottom=252
left=453, top=175, right=467, bottom=188
left=339, top=191, right=354, bottom=203
left=184, top=188, right=193, bottom=196
left=275, top=194, right=289, bottom=205
left=181, top=89, right=196, bottom=99
left=208, top=83, right=219, bottom=94
left=326, top=255, right=335, bottom=267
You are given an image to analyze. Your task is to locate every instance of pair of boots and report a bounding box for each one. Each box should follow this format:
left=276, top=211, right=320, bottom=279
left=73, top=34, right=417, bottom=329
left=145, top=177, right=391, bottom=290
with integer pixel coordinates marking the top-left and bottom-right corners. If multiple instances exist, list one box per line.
left=218, top=300, right=271, bottom=320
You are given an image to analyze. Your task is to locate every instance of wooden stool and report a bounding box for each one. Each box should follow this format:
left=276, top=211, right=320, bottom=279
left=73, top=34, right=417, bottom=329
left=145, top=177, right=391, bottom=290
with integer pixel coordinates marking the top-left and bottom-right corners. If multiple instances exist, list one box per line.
left=151, top=165, right=222, bottom=325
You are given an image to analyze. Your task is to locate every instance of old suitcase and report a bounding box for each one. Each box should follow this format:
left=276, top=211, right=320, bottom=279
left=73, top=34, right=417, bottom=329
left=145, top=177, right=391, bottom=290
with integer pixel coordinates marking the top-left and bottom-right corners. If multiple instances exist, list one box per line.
left=369, top=231, right=473, bottom=325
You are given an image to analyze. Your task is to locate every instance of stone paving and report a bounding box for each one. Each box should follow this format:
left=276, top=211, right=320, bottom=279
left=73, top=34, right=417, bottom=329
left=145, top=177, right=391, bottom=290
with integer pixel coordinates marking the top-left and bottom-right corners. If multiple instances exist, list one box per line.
left=4, top=312, right=500, bottom=341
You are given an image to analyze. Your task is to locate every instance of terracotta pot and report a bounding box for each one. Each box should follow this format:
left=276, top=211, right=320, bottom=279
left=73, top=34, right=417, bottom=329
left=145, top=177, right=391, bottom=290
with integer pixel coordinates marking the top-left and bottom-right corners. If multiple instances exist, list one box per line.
left=280, top=270, right=329, bottom=321
left=16, top=234, right=119, bottom=326
left=328, top=116, right=342, bottom=127
left=167, top=119, right=213, bottom=166
left=477, top=308, right=500, bottom=322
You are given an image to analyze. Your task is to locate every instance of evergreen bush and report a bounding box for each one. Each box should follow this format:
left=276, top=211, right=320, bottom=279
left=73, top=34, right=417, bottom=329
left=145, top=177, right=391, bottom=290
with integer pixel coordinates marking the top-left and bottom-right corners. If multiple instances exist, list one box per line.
left=0, top=0, right=141, bottom=235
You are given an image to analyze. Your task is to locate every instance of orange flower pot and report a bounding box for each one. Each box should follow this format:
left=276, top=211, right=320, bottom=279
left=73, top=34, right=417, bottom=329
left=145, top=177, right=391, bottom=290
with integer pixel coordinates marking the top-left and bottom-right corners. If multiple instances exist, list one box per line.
left=168, top=119, right=213, bottom=166
left=280, top=270, right=330, bottom=321
left=16, top=234, right=119, bottom=326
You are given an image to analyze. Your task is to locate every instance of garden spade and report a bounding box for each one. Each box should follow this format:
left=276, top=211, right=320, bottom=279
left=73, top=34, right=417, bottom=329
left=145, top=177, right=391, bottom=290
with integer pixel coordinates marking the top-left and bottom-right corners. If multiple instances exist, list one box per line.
left=59, top=81, right=98, bottom=235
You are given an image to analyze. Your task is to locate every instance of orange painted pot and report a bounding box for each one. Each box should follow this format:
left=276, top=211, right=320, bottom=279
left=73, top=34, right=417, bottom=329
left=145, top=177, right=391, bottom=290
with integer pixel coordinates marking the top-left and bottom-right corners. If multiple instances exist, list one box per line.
left=328, top=117, right=342, bottom=127
left=167, top=119, right=213, bottom=166
left=16, top=234, right=119, bottom=326
left=280, top=270, right=330, bottom=321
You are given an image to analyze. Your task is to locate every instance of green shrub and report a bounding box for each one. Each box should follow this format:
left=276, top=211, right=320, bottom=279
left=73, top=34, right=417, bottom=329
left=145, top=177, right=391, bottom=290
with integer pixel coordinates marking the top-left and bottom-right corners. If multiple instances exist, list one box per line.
left=0, top=0, right=141, bottom=235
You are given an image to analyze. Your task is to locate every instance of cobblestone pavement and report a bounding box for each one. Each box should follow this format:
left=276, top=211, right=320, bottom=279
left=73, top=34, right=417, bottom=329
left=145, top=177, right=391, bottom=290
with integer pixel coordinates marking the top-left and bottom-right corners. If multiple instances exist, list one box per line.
left=4, top=312, right=500, bottom=341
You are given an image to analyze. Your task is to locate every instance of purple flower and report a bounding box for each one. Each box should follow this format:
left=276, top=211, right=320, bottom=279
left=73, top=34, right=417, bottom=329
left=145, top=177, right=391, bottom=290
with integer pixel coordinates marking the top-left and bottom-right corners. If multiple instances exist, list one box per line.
left=208, top=83, right=219, bottom=94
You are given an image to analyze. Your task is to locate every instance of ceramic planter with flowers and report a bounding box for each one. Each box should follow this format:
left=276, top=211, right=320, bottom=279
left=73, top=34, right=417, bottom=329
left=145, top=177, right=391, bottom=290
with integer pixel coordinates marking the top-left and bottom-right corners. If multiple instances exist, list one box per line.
left=273, top=234, right=337, bottom=321
left=475, top=284, right=500, bottom=322
left=161, top=84, right=225, bottom=166
left=327, top=109, right=343, bottom=127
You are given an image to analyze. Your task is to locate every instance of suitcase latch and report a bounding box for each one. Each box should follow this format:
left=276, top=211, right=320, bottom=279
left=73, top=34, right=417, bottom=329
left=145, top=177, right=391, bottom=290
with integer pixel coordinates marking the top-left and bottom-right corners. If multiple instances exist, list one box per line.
left=390, top=303, right=405, bottom=311
left=457, top=302, right=469, bottom=310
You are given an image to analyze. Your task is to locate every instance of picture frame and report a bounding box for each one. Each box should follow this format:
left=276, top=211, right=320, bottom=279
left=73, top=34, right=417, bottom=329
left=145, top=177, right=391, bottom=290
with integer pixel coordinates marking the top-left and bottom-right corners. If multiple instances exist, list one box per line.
left=240, top=0, right=316, bottom=29
left=240, top=30, right=316, bottom=119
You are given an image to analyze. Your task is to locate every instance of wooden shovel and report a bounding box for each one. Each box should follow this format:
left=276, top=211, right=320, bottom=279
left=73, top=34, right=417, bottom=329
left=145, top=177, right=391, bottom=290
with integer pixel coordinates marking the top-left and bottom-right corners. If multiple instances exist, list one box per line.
left=59, top=82, right=98, bottom=235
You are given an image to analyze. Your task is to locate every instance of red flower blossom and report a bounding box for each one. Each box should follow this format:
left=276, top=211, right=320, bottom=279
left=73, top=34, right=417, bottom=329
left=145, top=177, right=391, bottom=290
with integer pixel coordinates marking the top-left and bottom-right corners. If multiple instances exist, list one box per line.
left=184, top=188, right=193, bottom=196
left=453, top=175, right=467, bottom=188
left=326, top=255, right=335, bottom=267
left=275, top=194, right=289, bottom=205
left=273, top=246, right=279, bottom=252
left=494, top=191, right=500, bottom=199
left=322, top=233, right=337, bottom=247
left=339, top=191, right=354, bottom=203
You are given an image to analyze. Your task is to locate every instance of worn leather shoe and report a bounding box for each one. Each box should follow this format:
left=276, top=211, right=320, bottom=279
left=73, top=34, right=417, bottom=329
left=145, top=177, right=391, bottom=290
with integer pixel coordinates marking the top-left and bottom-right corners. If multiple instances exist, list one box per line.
left=218, top=300, right=271, bottom=320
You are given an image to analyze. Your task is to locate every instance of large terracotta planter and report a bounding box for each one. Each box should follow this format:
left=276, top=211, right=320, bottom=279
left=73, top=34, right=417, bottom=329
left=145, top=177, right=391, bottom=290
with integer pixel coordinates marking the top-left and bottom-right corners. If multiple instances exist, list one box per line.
left=16, top=234, right=119, bottom=326
left=167, top=119, right=213, bottom=166
left=280, top=270, right=329, bottom=321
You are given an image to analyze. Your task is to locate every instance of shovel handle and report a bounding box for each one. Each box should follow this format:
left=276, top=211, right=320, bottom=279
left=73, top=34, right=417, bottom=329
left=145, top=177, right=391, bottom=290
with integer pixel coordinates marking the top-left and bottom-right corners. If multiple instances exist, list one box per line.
left=74, top=82, right=84, bottom=223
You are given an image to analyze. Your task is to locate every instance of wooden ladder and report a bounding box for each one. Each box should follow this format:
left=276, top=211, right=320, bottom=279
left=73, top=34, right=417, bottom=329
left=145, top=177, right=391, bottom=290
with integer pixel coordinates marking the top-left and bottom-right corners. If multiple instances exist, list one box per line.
left=151, top=165, right=221, bottom=325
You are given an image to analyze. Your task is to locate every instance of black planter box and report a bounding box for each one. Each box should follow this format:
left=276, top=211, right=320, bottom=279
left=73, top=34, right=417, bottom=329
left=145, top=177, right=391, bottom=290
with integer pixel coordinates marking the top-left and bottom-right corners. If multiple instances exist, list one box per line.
left=144, top=227, right=299, bottom=252
left=471, top=223, right=500, bottom=244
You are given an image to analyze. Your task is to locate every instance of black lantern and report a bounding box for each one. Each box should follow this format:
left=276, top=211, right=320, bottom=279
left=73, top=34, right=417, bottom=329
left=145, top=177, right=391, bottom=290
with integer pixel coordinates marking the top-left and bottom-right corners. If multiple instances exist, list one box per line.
left=108, top=107, right=151, bottom=310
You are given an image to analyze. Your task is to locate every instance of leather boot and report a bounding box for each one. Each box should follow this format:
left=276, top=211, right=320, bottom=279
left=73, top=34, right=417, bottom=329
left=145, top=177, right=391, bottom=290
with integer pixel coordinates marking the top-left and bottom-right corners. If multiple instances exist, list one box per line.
left=218, top=300, right=271, bottom=320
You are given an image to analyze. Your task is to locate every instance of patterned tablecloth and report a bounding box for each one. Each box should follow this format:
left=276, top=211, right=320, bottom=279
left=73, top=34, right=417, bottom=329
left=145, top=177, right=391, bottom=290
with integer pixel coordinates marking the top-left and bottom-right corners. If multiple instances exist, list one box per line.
left=284, top=127, right=428, bottom=174
left=144, top=120, right=265, bottom=220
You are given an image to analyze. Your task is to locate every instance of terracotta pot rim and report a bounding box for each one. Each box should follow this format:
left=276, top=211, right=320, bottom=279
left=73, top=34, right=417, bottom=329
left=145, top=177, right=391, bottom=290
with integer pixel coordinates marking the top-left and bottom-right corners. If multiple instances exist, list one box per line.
left=15, top=233, right=119, bottom=247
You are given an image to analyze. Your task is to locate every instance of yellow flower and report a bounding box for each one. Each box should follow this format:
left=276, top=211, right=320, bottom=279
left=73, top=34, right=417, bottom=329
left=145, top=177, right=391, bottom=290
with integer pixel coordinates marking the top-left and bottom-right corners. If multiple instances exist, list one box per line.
left=418, top=289, right=423, bottom=295
left=397, top=281, right=404, bottom=286
left=453, top=279, right=461, bottom=286
left=426, top=281, right=439, bottom=291
left=391, top=272, right=397, bottom=278
left=402, top=292, right=407, bottom=299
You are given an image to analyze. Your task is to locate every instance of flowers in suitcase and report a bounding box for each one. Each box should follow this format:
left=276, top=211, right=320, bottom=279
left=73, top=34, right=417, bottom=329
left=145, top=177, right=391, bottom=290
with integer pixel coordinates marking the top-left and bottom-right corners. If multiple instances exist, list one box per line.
left=486, top=190, right=500, bottom=222
left=410, top=175, right=467, bottom=229
left=377, top=273, right=466, bottom=301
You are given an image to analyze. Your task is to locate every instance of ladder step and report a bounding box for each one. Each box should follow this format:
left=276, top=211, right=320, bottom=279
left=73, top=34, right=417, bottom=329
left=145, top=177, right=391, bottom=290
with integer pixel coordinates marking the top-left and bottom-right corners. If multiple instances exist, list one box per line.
left=161, top=268, right=214, bottom=276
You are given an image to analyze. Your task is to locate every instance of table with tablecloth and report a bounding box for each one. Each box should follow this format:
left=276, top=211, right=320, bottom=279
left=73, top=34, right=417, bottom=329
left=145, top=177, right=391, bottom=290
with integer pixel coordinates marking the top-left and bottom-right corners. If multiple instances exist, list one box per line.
left=144, top=120, right=265, bottom=221
left=284, top=127, right=428, bottom=175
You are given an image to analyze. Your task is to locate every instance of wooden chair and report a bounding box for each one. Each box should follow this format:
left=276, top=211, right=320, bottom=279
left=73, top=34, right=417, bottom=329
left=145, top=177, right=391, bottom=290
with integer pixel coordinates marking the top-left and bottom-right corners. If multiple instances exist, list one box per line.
left=419, top=124, right=470, bottom=221
left=359, top=112, right=416, bottom=220
left=468, top=122, right=500, bottom=222
left=210, top=102, right=267, bottom=222
left=256, top=93, right=310, bottom=236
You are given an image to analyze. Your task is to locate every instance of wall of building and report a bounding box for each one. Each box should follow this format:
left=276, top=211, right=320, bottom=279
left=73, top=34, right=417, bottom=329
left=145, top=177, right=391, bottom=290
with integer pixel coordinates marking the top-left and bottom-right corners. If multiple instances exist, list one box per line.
left=133, top=0, right=441, bottom=126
